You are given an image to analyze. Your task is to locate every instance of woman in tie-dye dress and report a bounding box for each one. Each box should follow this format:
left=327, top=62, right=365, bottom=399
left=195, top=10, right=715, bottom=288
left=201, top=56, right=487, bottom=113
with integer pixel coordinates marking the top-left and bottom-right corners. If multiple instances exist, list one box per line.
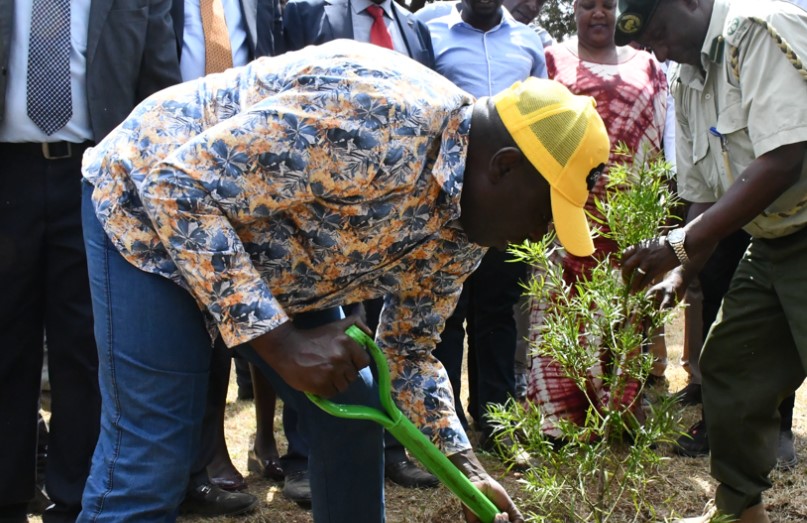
left=525, top=0, right=669, bottom=439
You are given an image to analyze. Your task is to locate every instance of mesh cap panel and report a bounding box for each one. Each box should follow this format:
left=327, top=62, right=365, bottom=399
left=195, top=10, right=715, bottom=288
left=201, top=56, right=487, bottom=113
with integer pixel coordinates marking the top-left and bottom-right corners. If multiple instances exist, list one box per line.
left=492, top=77, right=610, bottom=257
left=529, top=110, right=587, bottom=168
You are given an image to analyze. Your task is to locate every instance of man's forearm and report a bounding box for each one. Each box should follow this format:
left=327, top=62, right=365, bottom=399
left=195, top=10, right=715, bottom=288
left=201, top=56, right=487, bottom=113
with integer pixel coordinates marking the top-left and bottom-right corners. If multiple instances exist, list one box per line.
left=683, top=143, right=804, bottom=256
left=448, top=448, right=488, bottom=481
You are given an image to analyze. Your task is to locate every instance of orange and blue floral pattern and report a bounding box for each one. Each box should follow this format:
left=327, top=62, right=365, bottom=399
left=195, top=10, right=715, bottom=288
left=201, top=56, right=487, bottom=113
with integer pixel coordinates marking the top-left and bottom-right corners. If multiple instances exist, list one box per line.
left=82, top=40, right=482, bottom=454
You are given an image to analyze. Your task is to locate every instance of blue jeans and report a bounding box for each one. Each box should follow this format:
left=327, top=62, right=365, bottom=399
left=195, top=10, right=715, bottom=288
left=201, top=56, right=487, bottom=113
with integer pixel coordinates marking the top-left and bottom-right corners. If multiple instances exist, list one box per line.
left=79, top=183, right=385, bottom=522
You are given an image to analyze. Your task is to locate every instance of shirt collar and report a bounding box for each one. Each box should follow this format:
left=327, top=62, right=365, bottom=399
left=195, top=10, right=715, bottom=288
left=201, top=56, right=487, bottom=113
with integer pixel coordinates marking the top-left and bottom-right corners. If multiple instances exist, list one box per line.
left=446, top=4, right=514, bottom=31
left=699, top=0, right=731, bottom=70
left=678, top=0, right=731, bottom=88
left=352, top=0, right=395, bottom=19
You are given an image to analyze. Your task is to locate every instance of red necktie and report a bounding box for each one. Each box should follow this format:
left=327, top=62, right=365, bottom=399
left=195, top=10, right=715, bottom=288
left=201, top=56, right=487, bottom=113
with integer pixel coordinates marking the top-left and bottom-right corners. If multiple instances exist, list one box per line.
left=366, top=5, right=394, bottom=50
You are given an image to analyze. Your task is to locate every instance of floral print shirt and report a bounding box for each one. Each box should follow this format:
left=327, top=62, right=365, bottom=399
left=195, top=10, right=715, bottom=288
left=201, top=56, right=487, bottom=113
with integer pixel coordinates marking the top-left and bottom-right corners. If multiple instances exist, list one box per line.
left=82, top=40, right=483, bottom=454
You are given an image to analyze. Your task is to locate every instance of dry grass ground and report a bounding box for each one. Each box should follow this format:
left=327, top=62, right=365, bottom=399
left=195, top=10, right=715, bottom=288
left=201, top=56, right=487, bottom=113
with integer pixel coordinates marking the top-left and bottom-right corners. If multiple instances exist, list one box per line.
left=185, top=311, right=807, bottom=523
left=35, top=310, right=807, bottom=522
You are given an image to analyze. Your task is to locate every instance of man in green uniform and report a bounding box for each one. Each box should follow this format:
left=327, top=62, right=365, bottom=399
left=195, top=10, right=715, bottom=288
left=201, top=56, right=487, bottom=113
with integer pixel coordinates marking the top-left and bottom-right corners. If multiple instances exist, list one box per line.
left=614, top=0, right=807, bottom=521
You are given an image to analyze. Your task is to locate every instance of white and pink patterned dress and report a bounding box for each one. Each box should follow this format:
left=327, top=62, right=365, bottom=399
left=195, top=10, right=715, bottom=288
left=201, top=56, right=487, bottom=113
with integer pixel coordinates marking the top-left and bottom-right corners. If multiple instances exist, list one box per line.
left=526, top=40, right=668, bottom=437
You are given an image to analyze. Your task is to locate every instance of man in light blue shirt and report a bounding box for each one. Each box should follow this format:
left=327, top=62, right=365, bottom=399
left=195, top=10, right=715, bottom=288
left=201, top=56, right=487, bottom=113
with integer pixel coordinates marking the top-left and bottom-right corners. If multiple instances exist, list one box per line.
left=419, top=0, right=546, bottom=99
left=176, top=0, right=252, bottom=80
left=416, top=0, right=547, bottom=452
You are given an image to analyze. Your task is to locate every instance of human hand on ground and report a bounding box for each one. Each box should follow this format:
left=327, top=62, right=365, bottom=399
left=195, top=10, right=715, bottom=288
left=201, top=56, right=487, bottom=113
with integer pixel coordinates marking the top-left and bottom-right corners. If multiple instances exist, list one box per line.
left=466, top=475, right=524, bottom=523
left=449, top=449, right=524, bottom=523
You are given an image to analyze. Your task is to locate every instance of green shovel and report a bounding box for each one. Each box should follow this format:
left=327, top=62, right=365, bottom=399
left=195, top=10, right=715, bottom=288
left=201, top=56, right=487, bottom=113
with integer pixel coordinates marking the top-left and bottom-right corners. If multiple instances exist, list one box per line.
left=305, top=325, right=500, bottom=523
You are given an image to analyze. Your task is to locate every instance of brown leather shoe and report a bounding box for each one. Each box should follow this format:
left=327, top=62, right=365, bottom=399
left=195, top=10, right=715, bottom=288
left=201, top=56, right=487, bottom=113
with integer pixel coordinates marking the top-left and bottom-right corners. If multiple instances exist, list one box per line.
left=738, top=503, right=772, bottom=523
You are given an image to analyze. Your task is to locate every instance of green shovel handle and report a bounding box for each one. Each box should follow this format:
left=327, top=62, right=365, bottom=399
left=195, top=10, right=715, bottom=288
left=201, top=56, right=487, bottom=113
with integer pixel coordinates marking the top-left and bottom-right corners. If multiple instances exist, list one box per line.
left=305, top=325, right=500, bottom=523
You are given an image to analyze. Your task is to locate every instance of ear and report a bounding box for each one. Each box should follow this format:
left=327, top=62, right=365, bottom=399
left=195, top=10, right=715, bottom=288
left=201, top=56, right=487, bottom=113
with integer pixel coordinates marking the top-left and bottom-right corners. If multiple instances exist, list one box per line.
left=488, top=147, right=525, bottom=183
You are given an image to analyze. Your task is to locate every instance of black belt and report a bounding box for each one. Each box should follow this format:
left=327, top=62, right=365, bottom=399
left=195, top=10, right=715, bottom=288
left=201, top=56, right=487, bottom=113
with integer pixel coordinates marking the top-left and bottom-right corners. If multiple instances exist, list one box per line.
left=0, top=140, right=94, bottom=160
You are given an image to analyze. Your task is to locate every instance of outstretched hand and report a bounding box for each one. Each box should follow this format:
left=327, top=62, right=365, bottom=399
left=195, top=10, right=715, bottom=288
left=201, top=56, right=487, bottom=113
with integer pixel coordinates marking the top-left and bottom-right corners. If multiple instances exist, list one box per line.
left=620, top=236, right=680, bottom=293
left=251, top=315, right=373, bottom=397
left=644, top=267, right=687, bottom=310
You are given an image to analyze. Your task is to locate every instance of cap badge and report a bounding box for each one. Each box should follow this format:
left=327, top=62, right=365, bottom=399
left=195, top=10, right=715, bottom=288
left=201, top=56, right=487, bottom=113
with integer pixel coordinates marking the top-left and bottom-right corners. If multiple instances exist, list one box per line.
left=617, top=13, right=643, bottom=35
left=727, top=17, right=740, bottom=36
left=586, top=163, right=605, bottom=191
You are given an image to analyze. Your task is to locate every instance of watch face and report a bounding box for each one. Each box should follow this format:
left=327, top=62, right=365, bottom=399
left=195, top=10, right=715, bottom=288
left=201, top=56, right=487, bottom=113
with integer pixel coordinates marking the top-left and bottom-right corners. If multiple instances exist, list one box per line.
left=669, top=229, right=685, bottom=244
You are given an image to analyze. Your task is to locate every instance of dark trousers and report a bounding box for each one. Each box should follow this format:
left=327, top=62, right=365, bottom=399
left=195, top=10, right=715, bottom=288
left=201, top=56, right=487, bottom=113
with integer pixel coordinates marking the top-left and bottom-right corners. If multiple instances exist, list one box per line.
left=701, top=227, right=807, bottom=515
left=433, top=248, right=527, bottom=436
left=0, top=143, right=100, bottom=522
left=189, top=339, right=233, bottom=487
left=700, top=230, right=751, bottom=334
left=698, top=230, right=795, bottom=433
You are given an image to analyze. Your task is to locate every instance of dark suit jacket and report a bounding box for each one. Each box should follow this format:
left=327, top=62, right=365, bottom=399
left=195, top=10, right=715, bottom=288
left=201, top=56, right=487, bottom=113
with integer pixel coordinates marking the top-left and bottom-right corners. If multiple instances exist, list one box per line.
left=170, top=0, right=284, bottom=59
left=0, top=0, right=182, bottom=141
left=283, top=0, right=435, bottom=69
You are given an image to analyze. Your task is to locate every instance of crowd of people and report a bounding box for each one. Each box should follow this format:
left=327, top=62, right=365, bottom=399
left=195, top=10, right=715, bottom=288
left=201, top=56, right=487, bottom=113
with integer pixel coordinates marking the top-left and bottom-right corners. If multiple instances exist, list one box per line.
left=1, top=0, right=806, bottom=522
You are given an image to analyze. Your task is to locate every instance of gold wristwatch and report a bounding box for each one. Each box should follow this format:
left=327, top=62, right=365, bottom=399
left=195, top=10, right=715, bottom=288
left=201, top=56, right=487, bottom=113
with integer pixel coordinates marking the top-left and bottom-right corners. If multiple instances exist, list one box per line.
left=667, top=228, right=690, bottom=266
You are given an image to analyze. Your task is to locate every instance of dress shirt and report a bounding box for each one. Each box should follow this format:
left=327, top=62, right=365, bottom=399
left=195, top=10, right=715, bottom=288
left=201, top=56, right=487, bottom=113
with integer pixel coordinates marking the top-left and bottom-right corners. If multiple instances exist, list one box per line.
left=180, top=0, right=251, bottom=81
left=82, top=41, right=483, bottom=455
left=528, top=20, right=556, bottom=48
left=350, top=0, right=407, bottom=53
left=412, top=0, right=456, bottom=23
left=423, top=6, right=547, bottom=98
left=0, top=0, right=92, bottom=143
left=673, top=0, right=807, bottom=238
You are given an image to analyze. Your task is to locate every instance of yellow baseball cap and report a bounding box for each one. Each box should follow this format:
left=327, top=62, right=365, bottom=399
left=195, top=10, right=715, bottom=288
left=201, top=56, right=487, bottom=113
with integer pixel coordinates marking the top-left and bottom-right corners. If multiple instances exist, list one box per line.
left=493, top=78, right=609, bottom=257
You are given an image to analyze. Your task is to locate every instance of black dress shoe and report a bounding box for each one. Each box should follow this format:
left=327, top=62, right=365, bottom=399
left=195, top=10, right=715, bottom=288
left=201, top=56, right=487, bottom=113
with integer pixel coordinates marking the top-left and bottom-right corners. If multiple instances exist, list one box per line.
left=675, top=383, right=702, bottom=406
left=247, top=448, right=285, bottom=481
left=385, top=458, right=439, bottom=489
left=180, top=483, right=258, bottom=517
left=282, top=470, right=312, bottom=509
left=674, top=419, right=709, bottom=457
left=210, top=472, right=247, bottom=492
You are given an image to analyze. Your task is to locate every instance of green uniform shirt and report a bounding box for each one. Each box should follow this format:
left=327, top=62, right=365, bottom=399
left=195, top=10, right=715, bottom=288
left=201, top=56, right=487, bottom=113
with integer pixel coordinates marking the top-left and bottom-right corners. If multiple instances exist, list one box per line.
left=672, top=0, right=807, bottom=238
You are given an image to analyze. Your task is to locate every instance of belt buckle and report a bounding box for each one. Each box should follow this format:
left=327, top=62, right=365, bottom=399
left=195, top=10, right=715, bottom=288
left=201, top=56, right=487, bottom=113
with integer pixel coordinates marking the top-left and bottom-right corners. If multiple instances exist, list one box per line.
left=41, top=142, right=72, bottom=160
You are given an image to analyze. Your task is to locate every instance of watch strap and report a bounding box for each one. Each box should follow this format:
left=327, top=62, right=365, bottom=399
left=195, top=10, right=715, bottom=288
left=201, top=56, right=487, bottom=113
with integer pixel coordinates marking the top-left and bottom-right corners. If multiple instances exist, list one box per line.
left=668, top=233, right=691, bottom=266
